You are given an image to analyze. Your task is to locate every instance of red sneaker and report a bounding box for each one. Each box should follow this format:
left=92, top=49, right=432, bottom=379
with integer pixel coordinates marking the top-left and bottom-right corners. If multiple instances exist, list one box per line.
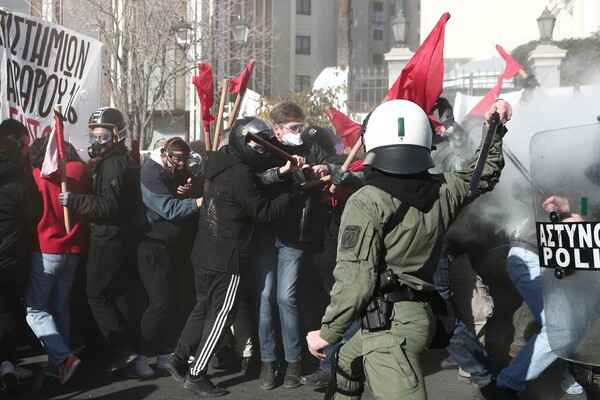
left=58, top=355, right=81, bottom=384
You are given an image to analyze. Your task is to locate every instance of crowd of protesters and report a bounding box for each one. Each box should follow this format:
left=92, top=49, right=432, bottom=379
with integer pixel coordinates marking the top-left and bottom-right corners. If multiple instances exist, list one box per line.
left=0, top=97, right=594, bottom=400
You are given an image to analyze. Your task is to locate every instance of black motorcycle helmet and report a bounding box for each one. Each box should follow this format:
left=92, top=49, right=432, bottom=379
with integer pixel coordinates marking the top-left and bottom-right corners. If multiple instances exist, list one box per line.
left=87, top=107, right=128, bottom=158
left=229, top=117, right=274, bottom=169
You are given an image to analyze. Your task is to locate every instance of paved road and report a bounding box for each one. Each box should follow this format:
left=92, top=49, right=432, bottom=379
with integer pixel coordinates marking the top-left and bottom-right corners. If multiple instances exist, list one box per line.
left=4, top=347, right=586, bottom=400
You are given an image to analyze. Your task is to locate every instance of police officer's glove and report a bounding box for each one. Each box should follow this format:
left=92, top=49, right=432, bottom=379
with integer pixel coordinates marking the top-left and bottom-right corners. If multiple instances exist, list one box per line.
left=523, top=75, right=540, bottom=89
left=434, top=97, right=455, bottom=130
left=58, top=192, right=74, bottom=207
left=329, top=164, right=364, bottom=191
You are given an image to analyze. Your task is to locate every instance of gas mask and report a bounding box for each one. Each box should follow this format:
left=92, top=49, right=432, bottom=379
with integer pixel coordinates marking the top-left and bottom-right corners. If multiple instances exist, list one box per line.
left=87, top=130, right=114, bottom=159
left=161, top=150, right=192, bottom=184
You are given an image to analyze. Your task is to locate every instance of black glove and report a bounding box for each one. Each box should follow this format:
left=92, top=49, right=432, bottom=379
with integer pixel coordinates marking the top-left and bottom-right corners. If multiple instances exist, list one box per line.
left=58, top=192, right=73, bottom=207
left=434, top=97, right=454, bottom=129
left=523, top=75, right=540, bottom=89
left=330, top=164, right=349, bottom=186
left=329, top=164, right=363, bottom=190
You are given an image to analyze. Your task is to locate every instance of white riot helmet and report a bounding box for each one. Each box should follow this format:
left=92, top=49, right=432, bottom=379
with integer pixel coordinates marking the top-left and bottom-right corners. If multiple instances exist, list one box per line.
left=363, top=99, right=434, bottom=175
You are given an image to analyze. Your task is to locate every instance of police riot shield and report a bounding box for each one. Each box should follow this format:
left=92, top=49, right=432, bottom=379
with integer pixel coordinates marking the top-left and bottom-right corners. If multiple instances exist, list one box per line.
left=530, top=122, right=600, bottom=366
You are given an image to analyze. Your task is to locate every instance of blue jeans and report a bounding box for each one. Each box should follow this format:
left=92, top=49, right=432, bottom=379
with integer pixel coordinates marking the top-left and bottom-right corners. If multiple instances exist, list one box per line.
left=497, top=246, right=556, bottom=392
left=256, top=233, right=304, bottom=363
left=434, top=255, right=497, bottom=384
left=25, top=252, right=79, bottom=370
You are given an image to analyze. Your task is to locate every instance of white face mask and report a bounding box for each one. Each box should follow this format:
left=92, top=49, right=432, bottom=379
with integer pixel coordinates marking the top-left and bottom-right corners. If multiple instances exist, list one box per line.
left=281, top=132, right=303, bottom=146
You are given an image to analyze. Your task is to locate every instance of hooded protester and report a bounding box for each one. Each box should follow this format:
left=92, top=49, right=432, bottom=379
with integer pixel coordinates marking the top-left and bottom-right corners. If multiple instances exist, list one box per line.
left=133, top=137, right=202, bottom=377
left=165, top=117, right=303, bottom=397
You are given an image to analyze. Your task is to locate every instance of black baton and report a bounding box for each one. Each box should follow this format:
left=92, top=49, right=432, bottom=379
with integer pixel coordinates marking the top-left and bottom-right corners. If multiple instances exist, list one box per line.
left=467, top=112, right=500, bottom=197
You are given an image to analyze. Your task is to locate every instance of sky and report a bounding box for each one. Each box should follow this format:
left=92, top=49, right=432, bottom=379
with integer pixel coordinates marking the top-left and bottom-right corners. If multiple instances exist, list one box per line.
left=421, top=0, right=548, bottom=59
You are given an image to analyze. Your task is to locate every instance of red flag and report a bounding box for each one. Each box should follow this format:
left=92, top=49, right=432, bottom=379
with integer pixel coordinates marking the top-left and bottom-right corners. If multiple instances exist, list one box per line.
left=468, top=45, right=524, bottom=116
left=326, top=107, right=362, bottom=148
left=192, top=63, right=215, bottom=132
left=40, top=110, right=66, bottom=176
left=387, top=13, right=450, bottom=114
left=229, top=60, right=255, bottom=94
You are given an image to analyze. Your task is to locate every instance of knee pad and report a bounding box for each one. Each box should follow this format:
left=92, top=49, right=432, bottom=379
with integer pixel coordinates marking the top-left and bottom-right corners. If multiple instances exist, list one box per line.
left=324, top=346, right=364, bottom=400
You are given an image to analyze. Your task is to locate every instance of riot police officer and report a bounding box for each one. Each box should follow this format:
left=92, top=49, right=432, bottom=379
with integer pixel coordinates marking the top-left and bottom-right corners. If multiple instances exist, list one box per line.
left=306, top=99, right=512, bottom=400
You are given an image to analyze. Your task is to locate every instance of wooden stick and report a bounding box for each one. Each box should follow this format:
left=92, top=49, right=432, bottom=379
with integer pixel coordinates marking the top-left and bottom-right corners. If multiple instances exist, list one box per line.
left=245, top=132, right=297, bottom=165
left=54, top=104, right=71, bottom=233
left=300, top=175, right=330, bottom=188
left=517, top=69, right=528, bottom=79
left=227, top=92, right=244, bottom=129
left=204, top=125, right=211, bottom=154
left=212, top=79, right=230, bottom=151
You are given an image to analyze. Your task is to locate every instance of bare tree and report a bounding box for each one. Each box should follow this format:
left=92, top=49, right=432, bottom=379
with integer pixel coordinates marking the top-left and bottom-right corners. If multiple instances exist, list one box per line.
left=29, top=0, right=276, bottom=148
left=337, top=0, right=351, bottom=68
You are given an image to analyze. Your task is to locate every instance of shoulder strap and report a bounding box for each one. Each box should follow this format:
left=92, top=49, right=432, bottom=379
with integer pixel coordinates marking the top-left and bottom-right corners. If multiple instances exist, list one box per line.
left=382, top=202, right=410, bottom=237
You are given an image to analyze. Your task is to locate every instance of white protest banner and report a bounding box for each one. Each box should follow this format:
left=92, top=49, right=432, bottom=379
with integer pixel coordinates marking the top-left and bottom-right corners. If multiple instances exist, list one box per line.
left=0, top=11, right=102, bottom=154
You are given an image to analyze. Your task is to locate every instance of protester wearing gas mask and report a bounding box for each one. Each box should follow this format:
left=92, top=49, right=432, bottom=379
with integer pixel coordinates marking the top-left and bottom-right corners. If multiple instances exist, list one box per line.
left=131, top=137, right=202, bottom=378
left=59, top=107, right=140, bottom=375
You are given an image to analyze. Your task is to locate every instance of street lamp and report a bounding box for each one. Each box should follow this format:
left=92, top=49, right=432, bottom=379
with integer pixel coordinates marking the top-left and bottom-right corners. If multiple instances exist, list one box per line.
left=537, top=7, right=556, bottom=44
left=230, top=15, right=249, bottom=46
left=170, top=17, right=192, bottom=49
left=391, top=10, right=408, bottom=47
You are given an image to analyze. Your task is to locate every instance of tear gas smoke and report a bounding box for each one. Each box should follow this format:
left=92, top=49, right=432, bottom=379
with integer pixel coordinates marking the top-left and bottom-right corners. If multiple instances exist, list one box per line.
left=449, top=84, right=600, bottom=245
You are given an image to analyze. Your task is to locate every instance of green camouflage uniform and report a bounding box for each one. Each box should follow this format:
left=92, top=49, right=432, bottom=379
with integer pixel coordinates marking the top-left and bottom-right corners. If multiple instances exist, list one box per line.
left=319, top=124, right=507, bottom=400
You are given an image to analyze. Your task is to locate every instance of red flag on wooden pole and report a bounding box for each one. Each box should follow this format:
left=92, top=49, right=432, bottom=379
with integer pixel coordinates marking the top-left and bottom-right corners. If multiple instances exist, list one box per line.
left=467, top=45, right=525, bottom=116
left=192, top=63, right=216, bottom=132
left=41, top=106, right=71, bottom=232
left=387, top=12, right=451, bottom=115
left=229, top=60, right=254, bottom=94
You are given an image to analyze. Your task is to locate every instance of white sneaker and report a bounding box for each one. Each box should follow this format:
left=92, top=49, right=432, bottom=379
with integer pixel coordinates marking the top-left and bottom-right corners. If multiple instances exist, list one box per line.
left=0, top=361, right=19, bottom=392
left=134, top=356, right=155, bottom=378
left=15, top=366, right=33, bottom=380
left=156, top=354, right=171, bottom=370
left=561, top=378, right=584, bottom=395
left=561, top=368, right=584, bottom=395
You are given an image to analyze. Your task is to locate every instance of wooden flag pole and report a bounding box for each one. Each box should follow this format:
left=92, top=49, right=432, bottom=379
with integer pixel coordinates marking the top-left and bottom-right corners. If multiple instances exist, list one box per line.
left=54, top=104, right=71, bottom=233
left=212, top=79, right=230, bottom=151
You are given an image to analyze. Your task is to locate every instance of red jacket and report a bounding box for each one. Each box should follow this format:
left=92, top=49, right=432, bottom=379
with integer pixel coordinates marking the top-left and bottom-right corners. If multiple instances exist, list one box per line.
left=32, top=162, right=90, bottom=254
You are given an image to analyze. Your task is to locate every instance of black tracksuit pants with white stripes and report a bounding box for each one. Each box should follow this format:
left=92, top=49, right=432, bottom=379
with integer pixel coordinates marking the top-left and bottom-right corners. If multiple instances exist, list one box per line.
left=174, top=265, right=241, bottom=375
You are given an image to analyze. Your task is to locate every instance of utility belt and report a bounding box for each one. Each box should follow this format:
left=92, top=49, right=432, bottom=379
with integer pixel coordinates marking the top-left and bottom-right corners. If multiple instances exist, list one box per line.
left=361, top=269, right=430, bottom=332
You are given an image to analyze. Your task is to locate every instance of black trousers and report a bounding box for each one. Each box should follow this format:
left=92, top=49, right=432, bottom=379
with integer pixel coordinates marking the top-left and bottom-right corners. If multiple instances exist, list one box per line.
left=86, top=240, right=134, bottom=347
left=137, top=239, right=173, bottom=356
left=175, top=266, right=241, bottom=375
left=0, top=286, right=21, bottom=363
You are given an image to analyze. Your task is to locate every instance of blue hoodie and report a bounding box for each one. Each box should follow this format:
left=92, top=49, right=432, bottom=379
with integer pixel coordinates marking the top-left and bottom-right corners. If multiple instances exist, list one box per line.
left=136, top=149, right=199, bottom=244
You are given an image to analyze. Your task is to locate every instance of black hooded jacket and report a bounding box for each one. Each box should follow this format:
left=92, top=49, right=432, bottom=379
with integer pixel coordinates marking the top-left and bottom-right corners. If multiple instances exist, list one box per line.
left=66, top=144, right=139, bottom=244
left=0, top=154, right=41, bottom=286
left=258, top=139, right=333, bottom=242
left=191, top=146, right=296, bottom=273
